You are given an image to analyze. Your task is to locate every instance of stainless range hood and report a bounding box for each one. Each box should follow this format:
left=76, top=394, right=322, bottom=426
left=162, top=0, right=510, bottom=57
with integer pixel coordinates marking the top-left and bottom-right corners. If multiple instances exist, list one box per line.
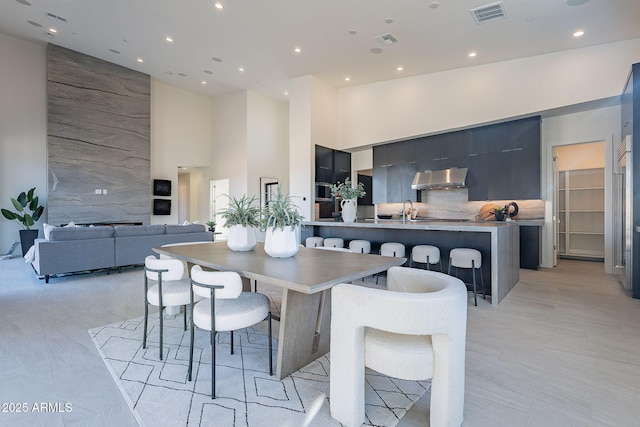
left=411, top=167, right=468, bottom=190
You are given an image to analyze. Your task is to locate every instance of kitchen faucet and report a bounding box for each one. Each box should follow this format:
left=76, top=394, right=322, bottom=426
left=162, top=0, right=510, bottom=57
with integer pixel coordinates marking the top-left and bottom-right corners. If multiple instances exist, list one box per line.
left=402, top=199, right=414, bottom=224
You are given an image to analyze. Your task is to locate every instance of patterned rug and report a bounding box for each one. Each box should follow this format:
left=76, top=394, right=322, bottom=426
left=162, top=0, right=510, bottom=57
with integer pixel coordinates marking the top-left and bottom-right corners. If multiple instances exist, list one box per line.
left=89, top=313, right=430, bottom=427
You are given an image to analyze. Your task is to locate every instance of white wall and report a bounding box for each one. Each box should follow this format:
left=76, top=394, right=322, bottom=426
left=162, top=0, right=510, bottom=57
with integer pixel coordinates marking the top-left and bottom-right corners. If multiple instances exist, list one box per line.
left=246, top=91, right=289, bottom=199
left=337, top=38, right=640, bottom=149
left=541, top=106, right=620, bottom=272
left=0, top=34, right=47, bottom=253
left=212, top=92, right=248, bottom=199
left=151, top=79, right=213, bottom=225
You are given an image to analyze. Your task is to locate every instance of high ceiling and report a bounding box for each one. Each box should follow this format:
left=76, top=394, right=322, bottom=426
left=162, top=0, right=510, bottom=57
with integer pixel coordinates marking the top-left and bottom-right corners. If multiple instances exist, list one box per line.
left=2, top=0, right=639, bottom=101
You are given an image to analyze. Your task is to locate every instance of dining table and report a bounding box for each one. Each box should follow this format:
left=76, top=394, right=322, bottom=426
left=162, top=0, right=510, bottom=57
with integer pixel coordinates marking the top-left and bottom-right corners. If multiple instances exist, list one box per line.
left=153, top=241, right=406, bottom=379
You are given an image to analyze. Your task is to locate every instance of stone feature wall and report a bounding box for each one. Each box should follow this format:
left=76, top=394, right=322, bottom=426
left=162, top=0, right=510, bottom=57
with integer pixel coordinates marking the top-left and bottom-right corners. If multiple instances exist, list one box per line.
left=46, top=44, right=150, bottom=226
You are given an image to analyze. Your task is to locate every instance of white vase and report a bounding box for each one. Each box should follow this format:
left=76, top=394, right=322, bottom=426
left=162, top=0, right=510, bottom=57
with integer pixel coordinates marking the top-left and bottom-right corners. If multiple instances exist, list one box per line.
left=264, top=227, right=299, bottom=258
left=227, top=225, right=257, bottom=251
left=340, top=198, right=357, bottom=223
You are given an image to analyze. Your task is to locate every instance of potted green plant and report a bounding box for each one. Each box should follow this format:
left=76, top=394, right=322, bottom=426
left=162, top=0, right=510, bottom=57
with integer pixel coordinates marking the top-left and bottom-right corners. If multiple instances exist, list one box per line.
left=330, top=177, right=366, bottom=223
left=263, top=186, right=303, bottom=258
left=493, top=206, right=506, bottom=221
left=220, top=194, right=261, bottom=251
left=206, top=220, right=216, bottom=232
left=1, top=187, right=45, bottom=256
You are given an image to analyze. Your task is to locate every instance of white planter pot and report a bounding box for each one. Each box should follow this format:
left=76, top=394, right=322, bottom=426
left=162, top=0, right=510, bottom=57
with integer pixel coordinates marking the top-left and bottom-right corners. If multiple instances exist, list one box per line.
left=340, top=198, right=357, bottom=223
left=264, top=227, right=299, bottom=258
left=227, top=225, right=257, bottom=251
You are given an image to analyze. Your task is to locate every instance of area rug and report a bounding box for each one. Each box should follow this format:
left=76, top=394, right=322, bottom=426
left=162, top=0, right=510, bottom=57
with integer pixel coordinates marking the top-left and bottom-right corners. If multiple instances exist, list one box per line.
left=89, top=313, right=430, bottom=427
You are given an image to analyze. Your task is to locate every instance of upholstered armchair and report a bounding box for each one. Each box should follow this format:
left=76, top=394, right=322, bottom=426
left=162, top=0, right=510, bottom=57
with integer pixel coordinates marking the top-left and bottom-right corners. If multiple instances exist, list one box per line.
left=330, top=266, right=468, bottom=427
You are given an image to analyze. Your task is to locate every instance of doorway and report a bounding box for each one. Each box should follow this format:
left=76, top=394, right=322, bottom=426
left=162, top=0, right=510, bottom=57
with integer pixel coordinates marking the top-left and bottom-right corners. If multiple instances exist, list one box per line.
left=210, top=178, right=229, bottom=240
left=553, top=141, right=605, bottom=265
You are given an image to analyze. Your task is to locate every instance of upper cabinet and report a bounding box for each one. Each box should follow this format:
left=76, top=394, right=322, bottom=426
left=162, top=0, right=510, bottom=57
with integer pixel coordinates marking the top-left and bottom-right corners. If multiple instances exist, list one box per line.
left=373, top=116, right=541, bottom=202
left=314, top=145, right=352, bottom=185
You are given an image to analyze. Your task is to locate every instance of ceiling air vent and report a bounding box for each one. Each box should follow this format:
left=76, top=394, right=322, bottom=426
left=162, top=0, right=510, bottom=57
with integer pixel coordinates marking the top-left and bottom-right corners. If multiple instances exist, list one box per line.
left=374, top=33, right=398, bottom=46
left=470, top=2, right=507, bottom=24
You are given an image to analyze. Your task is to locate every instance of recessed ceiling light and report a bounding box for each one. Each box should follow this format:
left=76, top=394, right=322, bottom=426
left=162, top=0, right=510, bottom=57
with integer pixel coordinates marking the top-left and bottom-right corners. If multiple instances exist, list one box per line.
left=370, top=47, right=383, bottom=54
left=16, top=0, right=32, bottom=5
left=429, top=2, right=440, bottom=9
left=396, top=66, right=404, bottom=71
left=349, top=30, right=357, bottom=35
left=238, top=67, right=245, bottom=72
left=214, top=2, right=223, bottom=9
left=573, top=30, right=585, bottom=37
left=165, top=36, right=173, bottom=43
left=567, top=0, right=589, bottom=6
left=44, top=31, right=55, bottom=38
left=344, top=77, right=350, bottom=81
left=468, top=51, right=477, bottom=57
left=178, top=72, right=187, bottom=77
left=109, top=48, right=120, bottom=54
left=48, top=27, right=57, bottom=33
left=294, top=47, right=302, bottom=54
left=122, top=38, right=129, bottom=43
left=137, top=58, right=143, bottom=63
left=385, top=18, right=394, bottom=24
left=284, top=91, right=289, bottom=96
left=212, top=57, right=223, bottom=62
left=204, top=70, right=213, bottom=74
left=27, top=20, right=42, bottom=27
left=201, top=81, right=207, bottom=85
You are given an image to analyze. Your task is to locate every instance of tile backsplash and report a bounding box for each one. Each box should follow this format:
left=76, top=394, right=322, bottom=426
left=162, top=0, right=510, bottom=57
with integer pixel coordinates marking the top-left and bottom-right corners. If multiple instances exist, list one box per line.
left=376, top=188, right=544, bottom=220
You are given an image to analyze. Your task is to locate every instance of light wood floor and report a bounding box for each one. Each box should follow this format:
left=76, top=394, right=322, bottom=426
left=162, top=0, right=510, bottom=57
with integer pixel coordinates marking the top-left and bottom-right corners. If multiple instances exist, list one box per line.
left=1, top=258, right=639, bottom=426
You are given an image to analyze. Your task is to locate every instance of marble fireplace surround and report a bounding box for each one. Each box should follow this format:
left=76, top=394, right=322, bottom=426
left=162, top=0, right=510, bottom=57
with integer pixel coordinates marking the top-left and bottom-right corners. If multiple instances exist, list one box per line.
left=46, top=44, right=151, bottom=226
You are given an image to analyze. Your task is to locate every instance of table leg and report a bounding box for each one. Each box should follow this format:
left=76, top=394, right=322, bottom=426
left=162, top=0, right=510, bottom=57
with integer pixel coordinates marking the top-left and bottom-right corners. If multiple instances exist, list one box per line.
left=275, top=288, right=332, bottom=379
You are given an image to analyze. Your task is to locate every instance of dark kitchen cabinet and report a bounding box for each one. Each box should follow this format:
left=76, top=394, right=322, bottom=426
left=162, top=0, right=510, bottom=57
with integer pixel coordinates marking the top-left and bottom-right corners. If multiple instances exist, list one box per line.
left=468, top=116, right=540, bottom=200
left=315, top=145, right=351, bottom=185
left=373, top=116, right=540, bottom=203
left=373, top=141, right=418, bottom=203
left=372, top=166, right=388, bottom=204
left=315, top=145, right=333, bottom=183
left=520, top=225, right=541, bottom=270
left=334, top=150, right=351, bottom=183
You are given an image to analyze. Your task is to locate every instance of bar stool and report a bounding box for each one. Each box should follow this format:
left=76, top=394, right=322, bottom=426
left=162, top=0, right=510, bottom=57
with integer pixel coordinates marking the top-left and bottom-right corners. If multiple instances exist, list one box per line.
left=349, top=240, right=372, bottom=282
left=348, top=240, right=371, bottom=254
left=448, top=248, right=485, bottom=306
left=324, top=238, right=344, bottom=248
left=377, top=242, right=406, bottom=284
left=411, top=245, right=442, bottom=271
left=305, top=236, right=324, bottom=248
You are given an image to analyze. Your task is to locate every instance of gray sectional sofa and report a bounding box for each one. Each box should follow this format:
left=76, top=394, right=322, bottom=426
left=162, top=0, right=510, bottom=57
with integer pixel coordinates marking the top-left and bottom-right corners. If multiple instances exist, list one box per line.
left=32, top=224, right=213, bottom=283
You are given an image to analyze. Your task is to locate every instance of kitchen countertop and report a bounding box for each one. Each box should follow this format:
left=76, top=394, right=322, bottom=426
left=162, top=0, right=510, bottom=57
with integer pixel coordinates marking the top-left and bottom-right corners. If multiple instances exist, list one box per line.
left=306, top=218, right=543, bottom=229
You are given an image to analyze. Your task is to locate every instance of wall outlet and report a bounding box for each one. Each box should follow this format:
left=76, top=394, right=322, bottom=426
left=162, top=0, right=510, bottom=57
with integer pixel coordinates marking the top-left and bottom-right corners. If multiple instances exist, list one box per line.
left=102, top=189, right=108, bottom=195
left=95, top=189, right=102, bottom=195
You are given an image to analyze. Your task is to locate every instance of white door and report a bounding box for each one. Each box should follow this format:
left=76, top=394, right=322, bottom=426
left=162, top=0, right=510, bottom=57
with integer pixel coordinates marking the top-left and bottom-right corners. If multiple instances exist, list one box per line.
left=210, top=179, right=229, bottom=240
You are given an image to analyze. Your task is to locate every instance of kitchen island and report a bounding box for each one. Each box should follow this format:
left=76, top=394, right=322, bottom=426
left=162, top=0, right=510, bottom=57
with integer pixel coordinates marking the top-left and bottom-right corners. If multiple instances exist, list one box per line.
left=302, top=219, right=520, bottom=305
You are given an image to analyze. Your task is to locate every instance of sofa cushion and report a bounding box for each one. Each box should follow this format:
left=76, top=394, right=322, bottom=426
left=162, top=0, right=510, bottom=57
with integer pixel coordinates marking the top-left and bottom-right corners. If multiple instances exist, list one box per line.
left=165, top=224, right=206, bottom=234
left=49, top=226, right=114, bottom=241
left=114, top=224, right=166, bottom=237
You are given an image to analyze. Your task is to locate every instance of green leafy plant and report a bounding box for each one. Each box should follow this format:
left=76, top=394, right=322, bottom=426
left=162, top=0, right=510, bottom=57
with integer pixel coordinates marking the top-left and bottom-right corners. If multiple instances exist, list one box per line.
left=1, top=187, right=44, bottom=230
left=220, top=195, right=261, bottom=228
left=330, top=177, right=366, bottom=200
left=206, top=220, right=216, bottom=231
left=263, top=186, right=304, bottom=231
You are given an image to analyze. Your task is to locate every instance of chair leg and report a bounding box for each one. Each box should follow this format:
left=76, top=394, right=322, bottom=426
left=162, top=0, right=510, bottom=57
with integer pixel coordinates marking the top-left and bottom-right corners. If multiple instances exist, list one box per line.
left=481, top=268, right=487, bottom=299
left=159, top=306, right=164, bottom=360
left=188, top=313, right=194, bottom=381
left=212, top=329, right=216, bottom=399
left=143, top=301, right=148, bottom=349
left=426, top=256, right=431, bottom=271
left=230, top=330, right=234, bottom=355
left=472, top=260, right=478, bottom=306
left=183, top=305, right=187, bottom=331
left=268, top=312, right=273, bottom=376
